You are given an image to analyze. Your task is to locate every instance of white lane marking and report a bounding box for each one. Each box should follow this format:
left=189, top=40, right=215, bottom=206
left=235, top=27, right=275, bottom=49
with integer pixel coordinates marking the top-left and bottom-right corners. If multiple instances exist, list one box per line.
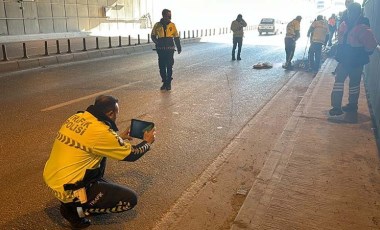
left=185, top=56, right=223, bottom=68
left=41, top=81, right=142, bottom=111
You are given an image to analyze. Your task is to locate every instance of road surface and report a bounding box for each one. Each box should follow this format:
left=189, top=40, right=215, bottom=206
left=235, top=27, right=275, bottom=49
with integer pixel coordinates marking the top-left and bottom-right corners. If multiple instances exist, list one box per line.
left=0, top=30, right=313, bottom=229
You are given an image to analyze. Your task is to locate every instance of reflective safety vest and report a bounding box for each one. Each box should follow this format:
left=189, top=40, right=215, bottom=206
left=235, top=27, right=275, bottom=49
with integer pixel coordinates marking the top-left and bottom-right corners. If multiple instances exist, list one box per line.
left=151, top=20, right=179, bottom=49
left=309, top=20, right=329, bottom=44
left=286, top=19, right=300, bottom=39
left=43, top=111, right=133, bottom=203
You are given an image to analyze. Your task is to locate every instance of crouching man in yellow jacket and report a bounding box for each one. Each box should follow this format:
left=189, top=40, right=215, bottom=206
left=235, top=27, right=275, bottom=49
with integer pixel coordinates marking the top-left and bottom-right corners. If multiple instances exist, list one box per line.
left=43, top=95, right=155, bottom=229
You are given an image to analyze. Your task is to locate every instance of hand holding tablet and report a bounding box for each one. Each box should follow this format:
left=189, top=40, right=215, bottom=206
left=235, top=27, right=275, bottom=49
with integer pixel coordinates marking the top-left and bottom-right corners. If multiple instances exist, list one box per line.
left=129, top=119, right=155, bottom=141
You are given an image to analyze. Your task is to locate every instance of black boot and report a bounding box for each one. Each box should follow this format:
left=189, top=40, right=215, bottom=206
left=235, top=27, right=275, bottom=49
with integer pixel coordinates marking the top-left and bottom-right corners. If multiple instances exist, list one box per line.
left=160, top=82, right=167, bottom=90
left=329, top=107, right=343, bottom=116
left=60, top=203, right=91, bottom=229
left=342, top=103, right=358, bottom=112
left=166, top=80, right=172, bottom=90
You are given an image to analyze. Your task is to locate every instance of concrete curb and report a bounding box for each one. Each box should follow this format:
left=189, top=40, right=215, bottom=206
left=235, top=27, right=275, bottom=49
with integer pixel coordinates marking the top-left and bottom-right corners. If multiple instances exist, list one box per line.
left=230, top=60, right=331, bottom=230
left=231, top=58, right=380, bottom=229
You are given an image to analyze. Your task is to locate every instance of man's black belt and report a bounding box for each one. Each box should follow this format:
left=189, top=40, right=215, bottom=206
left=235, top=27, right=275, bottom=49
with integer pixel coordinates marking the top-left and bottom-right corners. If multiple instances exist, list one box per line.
left=63, top=181, right=86, bottom=191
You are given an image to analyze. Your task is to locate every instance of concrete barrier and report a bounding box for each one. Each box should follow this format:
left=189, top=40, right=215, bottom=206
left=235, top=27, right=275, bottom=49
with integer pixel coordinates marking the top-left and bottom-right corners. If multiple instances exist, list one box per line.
left=0, top=37, right=201, bottom=75
left=0, top=24, right=250, bottom=75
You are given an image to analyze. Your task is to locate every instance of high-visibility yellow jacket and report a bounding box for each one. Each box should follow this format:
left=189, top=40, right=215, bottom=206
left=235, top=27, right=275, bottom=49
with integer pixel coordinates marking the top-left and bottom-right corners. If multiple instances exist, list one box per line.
left=308, top=20, right=329, bottom=44
left=43, top=111, right=135, bottom=203
left=286, top=19, right=301, bottom=40
left=151, top=19, right=180, bottom=50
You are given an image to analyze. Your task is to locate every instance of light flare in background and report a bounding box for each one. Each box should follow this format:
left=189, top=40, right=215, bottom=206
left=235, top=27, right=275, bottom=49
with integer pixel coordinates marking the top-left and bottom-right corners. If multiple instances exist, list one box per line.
left=153, top=0, right=317, bottom=30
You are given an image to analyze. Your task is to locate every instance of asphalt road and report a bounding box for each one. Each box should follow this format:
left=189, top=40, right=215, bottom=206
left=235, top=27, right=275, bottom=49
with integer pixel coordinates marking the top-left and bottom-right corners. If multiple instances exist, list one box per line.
left=0, top=31, right=308, bottom=229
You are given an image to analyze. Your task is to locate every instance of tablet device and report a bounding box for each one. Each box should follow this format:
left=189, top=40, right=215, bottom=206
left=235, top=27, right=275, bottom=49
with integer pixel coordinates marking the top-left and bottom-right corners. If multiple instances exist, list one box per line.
left=129, top=119, right=154, bottom=139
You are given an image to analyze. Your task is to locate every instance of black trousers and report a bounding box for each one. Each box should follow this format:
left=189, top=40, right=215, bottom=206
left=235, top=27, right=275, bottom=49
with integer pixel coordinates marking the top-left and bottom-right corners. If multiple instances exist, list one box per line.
left=328, top=27, right=336, bottom=46
left=78, top=179, right=138, bottom=215
left=284, top=37, right=296, bottom=65
left=331, top=63, right=363, bottom=108
left=232, top=37, right=243, bottom=58
left=157, top=50, right=175, bottom=83
left=308, top=42, right=323, bottom=71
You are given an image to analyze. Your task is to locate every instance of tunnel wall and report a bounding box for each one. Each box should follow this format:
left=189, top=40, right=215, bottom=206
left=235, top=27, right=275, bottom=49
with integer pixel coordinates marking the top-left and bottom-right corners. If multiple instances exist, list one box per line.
left=363, top=0, right=380, bottom=147
left=0, top=0, right=153, bottom=35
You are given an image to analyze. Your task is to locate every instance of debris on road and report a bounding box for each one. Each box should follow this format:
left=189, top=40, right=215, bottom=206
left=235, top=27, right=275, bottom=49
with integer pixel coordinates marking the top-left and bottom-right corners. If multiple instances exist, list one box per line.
left=253, top=62, right=273, bottom=69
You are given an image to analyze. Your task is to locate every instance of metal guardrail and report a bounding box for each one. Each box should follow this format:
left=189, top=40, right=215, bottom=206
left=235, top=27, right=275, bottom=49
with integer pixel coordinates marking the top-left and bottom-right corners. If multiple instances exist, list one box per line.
left=0, top=26, right=254, bottom=74
left=0, top=26, right=255, bottom=61
left=1, top=35, right=141, bottom=60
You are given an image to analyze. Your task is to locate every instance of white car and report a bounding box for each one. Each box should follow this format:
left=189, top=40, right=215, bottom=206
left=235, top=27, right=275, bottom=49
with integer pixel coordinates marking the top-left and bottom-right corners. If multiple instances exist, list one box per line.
left=258, top=18, right=278, bottom=35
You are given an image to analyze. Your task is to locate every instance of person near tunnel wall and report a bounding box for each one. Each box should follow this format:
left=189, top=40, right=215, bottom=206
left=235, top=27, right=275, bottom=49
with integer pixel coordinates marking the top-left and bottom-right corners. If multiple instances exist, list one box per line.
left=151, top=9, right=182, bottom=91
left=329, top=2, right=378, bottom=116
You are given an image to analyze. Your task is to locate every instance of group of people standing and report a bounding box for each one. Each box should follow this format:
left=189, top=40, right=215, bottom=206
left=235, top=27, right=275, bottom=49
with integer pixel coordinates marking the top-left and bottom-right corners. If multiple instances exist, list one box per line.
left=151, top=11, right=249, bottom=91
left=282, top=13, right=336, bottom=73
left=282, top=0, right=377, bottom=116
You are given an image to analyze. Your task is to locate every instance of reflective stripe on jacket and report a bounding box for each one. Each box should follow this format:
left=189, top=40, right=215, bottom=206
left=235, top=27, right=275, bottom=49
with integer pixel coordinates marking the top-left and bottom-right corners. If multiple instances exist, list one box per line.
left=43, top=111, right=133, bottom=202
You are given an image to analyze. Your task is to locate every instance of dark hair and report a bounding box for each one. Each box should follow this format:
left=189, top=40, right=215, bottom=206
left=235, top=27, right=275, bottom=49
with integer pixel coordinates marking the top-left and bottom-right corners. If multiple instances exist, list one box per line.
left=94, top=95, right=118, bottom=114
left=347, top=2, right=362, bottom=16
left=162, top=9, right=171, bottom=17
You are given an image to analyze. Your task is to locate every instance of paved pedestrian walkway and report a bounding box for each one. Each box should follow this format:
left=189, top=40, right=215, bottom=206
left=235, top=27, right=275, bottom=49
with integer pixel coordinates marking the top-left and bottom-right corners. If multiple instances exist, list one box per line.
left=232, top=59, right=380, bottom=229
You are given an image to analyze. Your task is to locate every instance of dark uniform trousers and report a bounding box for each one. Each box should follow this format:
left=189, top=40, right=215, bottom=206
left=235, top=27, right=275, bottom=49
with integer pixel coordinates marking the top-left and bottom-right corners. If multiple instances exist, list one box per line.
left=308, top=42, right=323, bottom=71
left=62, top=179, right=137, bottom=217
left=232, top=37, right=243, bottom=58
left=331, top=63, right=363, bottom=108
left=285, top=37, right=296, bottom=65
left=157, top=49, right=175, bottom=83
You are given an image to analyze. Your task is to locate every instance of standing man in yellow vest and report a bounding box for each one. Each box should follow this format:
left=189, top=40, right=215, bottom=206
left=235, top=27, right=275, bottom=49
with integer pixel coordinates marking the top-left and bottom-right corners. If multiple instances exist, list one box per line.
left=151, top=9, right=182, bottom=91
left=230, top=14, right=247, bottom=61
left=283, top=16, right=302, bottom=69
left=307, top=15, right=329, bottom=73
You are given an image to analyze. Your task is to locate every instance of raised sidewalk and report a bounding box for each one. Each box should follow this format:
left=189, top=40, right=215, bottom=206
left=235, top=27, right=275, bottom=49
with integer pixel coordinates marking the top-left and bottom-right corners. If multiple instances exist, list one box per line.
left=232, top=59, right=380, bottom=229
